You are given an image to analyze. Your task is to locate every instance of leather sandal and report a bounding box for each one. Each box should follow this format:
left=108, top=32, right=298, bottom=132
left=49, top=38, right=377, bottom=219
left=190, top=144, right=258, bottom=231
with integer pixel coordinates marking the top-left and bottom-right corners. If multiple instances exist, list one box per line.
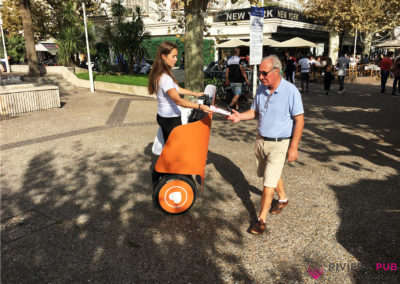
left=270, top=200, right=289, bottom=215
left=249, top=218, right=266, bottom=235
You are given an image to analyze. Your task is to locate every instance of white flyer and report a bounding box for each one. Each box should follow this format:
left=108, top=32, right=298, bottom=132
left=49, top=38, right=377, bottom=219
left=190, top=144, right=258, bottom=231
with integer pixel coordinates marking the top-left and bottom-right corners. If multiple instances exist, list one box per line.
left=210, top=105, right=231, bottom=116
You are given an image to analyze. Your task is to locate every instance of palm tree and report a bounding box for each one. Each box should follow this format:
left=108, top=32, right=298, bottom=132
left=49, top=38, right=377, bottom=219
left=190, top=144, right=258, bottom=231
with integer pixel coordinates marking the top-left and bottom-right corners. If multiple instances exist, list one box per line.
left=104, top=2, right=150, bottom=73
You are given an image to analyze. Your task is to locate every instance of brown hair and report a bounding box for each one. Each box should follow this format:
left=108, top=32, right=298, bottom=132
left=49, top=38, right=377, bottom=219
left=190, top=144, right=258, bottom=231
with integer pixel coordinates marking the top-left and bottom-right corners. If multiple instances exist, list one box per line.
left=148, top=41, right=179, bottom=94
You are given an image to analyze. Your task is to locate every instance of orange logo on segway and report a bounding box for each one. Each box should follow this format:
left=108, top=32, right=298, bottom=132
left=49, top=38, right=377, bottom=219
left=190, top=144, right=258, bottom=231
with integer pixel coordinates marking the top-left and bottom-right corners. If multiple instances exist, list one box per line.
left=158, top=179, right=194, bottom=214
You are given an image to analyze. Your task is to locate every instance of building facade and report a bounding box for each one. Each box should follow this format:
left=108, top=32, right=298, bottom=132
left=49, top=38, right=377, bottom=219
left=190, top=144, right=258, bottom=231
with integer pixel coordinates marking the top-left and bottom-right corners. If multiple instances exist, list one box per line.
left=101, top=0, right=340, bottom=62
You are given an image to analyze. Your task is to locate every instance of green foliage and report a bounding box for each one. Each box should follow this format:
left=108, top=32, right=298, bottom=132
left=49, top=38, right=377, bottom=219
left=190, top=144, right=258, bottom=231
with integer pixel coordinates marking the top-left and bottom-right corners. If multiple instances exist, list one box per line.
left=5, top=35, right=26, bottom=64
left=94, top=42, right=111, bottom=73
left=56, top=0, right=95, bottom=66
left=103, top=1, right=150, bottom=73
left=1, top=0, right=102, bottom=40
left=142, top=36, right=215, bottom=67
left=76, top=72, right=149, bottom=86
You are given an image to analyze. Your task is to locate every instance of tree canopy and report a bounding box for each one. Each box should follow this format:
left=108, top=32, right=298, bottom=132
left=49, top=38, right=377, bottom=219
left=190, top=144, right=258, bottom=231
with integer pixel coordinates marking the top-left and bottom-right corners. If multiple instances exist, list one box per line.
left=1, top=0, right=102, bottom=40
left=300, top=0, right=400, bottom=54
left=301, top=0, right=400, bottom=34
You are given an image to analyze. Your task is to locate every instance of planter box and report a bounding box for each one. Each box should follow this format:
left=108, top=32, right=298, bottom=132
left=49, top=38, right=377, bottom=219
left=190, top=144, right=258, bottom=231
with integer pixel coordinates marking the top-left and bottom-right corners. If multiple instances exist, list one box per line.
left=0, top=85, right=60, bottom=117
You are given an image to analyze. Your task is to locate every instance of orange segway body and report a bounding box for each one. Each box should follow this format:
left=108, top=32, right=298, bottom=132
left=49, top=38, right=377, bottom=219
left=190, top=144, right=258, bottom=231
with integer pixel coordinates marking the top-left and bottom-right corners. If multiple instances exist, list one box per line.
left=153, top=92, right=215, bottom=214
left=154, top=113, right=213, bottom=185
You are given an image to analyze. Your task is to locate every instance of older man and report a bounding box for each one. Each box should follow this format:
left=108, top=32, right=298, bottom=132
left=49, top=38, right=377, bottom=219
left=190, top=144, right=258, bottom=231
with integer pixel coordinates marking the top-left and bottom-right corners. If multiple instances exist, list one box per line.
left=227, top=55, right=304, bottom=235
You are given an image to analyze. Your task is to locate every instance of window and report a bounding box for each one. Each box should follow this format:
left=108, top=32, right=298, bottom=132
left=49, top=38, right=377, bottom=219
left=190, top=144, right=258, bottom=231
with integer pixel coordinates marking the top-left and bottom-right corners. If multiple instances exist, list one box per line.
left=124, top=0, right=149, bottom=13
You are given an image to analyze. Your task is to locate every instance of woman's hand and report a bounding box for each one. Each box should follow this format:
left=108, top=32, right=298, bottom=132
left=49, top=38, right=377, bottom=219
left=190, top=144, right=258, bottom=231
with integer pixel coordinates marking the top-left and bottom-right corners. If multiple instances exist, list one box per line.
left=199, top=104, right=212, bottom=113
left=193, top=92, right=204, bottom=97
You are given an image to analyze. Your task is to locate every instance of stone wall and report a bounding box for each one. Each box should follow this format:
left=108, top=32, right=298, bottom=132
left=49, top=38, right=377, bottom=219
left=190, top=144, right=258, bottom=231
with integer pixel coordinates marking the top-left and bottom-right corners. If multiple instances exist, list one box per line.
left=10, top=65, right=152, bottom=98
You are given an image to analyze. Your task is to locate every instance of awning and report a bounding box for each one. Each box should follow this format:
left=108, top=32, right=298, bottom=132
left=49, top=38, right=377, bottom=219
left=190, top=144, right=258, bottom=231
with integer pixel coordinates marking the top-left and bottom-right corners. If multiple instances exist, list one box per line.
left=216, top=38, right=249, bottom=48
left=274, top=37, right=317, bottom=48
left=374, top=39, right=400, bottom=48
left=35, top=43, right=59, bottom=55
left=263, top=38, right=281, bottom=47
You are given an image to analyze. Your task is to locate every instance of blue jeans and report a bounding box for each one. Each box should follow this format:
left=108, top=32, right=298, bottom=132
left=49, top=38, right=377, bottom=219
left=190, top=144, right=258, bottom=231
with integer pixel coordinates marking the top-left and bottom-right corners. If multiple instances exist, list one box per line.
left=230, top=83, right=242, bottom=96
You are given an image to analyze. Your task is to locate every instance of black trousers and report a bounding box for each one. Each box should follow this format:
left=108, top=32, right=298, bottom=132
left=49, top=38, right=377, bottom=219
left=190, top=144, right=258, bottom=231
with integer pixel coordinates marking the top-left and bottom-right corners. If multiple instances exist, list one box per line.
left=285, top=71, right=294, bottom=83
left=393, top=76, right=400, bottom=94
left=338, top=76, right=345, bottom=91
left=381, top=70, right=390, bottom=93
left=324, top=73, right=332, bottom=91
left=153, top=114, right=182, bottom=183
left=156, top=114, right=182, bottom=142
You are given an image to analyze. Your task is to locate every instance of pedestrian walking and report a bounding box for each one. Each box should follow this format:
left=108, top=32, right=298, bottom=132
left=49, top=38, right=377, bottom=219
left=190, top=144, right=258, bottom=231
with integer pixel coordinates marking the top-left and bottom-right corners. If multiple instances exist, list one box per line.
left=227, top=55, right=304, bottom=235
left=285, top=55, right=296, bottom=84
left=298, top=54, right=311, bottom=93
left=379, top=52, right=393, bottom=94
left=392, top=56, right=400, bottom=96
left=336, top=53, right=349, bottom=94
left=225, top=47, right=250, bottom=110
left=323, top=57, right=334, bottom=96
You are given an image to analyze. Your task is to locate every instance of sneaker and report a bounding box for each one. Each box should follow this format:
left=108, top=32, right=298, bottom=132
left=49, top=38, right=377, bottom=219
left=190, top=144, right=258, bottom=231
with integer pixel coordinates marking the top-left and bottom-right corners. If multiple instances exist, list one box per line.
left=249, top=219, right=266, bottom=235
left=270, top=200, right=289, bottom=215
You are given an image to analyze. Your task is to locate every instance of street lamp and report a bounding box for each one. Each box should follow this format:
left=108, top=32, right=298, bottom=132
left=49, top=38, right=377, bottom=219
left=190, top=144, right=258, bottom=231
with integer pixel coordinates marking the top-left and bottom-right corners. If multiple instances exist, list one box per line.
left=82, top=3, right=94, bottom=93
left=0, top=15, right=11, bottom=73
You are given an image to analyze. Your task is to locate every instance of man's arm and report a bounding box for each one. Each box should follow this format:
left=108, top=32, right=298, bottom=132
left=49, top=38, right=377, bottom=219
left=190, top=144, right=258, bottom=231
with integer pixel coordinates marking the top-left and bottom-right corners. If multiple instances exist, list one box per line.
left=287, top=114, right=304, bottom=162
left=225, top=67, right=230, bottom=85
left=240, top=65, right=250, bottom=85
left=227, top=109, right=256, bottom=123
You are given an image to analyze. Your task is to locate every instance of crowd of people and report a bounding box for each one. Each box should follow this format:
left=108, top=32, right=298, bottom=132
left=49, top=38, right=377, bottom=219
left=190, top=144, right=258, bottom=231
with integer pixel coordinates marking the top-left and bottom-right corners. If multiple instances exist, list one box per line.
left=281, top=51, right=400, bottom=96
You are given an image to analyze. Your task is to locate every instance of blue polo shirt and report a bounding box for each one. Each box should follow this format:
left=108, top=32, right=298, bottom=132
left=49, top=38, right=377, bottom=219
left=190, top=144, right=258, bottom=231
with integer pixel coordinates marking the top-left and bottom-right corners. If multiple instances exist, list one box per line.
left=251, top=78, right=304, bottom=138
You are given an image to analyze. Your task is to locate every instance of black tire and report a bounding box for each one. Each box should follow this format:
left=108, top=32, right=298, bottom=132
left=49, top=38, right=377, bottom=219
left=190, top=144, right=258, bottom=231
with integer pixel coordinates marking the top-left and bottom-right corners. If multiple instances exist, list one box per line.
left=153, top=175, right=197, bottom=215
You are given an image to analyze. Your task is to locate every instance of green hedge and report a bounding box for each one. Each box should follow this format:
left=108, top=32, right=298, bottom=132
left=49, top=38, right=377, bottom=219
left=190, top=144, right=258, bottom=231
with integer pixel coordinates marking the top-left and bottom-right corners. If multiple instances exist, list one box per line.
left=143, top=36, right=215, bottom=66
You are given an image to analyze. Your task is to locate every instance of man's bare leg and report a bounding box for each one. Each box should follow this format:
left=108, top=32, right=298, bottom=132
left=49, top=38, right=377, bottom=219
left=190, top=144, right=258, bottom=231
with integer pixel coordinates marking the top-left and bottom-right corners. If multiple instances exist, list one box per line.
left=275, top=178, right=287, bottom=201
left=258, top=186, right=275, bottom=222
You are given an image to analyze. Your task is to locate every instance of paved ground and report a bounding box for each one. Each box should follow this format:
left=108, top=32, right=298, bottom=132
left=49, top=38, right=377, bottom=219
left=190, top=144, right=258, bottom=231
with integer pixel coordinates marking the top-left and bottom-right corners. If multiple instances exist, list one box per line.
left=1, top=76, right=399, bottom=284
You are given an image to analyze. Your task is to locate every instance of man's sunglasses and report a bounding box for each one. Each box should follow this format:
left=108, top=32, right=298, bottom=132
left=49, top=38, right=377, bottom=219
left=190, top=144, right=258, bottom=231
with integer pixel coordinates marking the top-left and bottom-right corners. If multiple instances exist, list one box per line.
left=258, top=68, right=276, bottom=77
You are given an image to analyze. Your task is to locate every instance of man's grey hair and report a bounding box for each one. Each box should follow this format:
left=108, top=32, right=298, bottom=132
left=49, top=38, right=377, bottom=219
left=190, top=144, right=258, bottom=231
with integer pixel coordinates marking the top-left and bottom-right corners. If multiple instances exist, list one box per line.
left=262, top=55, right=282, bottom=72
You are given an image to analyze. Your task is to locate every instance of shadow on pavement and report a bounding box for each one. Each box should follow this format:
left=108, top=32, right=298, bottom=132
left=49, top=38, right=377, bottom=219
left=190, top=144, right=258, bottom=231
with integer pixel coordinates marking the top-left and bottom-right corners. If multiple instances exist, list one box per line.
left=331, top=174, right=400, bottom=284
left=207, top=151, right=261, bottom=223
left=303, top=82, right=400, bottom=283
left=1, top=142, right=253, bottom=283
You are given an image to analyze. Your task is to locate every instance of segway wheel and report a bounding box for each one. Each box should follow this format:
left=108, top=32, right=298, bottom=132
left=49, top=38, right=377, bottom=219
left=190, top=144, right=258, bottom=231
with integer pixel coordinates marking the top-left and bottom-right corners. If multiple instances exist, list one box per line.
left=153, top=175, right=197, bottom=215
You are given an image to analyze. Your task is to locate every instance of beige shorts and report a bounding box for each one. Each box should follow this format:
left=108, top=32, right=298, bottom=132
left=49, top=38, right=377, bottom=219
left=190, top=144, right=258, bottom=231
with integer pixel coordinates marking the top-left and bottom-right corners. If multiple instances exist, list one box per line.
left=255, top=136, right=290, bottom=188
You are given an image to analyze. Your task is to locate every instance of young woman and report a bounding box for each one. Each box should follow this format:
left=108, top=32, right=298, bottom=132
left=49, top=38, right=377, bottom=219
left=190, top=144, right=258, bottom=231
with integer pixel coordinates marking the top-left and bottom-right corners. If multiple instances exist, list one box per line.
left=148, top=41, right=211, bottom=142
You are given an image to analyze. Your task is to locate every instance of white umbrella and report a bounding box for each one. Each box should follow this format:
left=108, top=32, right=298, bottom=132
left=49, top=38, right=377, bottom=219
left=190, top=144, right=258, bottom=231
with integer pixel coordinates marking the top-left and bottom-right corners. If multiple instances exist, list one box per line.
left=274, top=37, right=317, bottom=48
left=374, top=39, right=400, bottom=48
left=216, top=38, right=249, bottom=48
left=262, top=38, right=281, bottom=47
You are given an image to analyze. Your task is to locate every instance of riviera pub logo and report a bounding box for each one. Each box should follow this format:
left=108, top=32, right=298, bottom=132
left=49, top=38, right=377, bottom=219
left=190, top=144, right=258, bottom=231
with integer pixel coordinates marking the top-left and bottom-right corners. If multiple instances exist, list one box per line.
left=307, top=266, right=324, bottom=279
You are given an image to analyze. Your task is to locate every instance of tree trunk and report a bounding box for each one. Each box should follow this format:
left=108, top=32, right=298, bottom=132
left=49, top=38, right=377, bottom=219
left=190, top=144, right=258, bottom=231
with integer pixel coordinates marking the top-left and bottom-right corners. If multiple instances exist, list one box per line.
left=339, top=31, right=345, bottom=54
left=361, top=32, right=373, bottom=56
left=184, top=1, right=205, bottom=92
left=19, top=0, right=40, bottom=76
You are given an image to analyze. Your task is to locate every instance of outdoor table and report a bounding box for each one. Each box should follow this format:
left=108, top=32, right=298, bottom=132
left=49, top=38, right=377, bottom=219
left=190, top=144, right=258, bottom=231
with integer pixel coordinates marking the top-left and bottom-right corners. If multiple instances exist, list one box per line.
left=364, top=64, right=380, bottom=76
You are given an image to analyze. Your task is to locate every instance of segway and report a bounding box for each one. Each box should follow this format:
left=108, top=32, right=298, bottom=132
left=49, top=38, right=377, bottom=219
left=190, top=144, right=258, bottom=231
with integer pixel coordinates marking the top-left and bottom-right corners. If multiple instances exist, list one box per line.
left=151, top=85, right=228, bottom=215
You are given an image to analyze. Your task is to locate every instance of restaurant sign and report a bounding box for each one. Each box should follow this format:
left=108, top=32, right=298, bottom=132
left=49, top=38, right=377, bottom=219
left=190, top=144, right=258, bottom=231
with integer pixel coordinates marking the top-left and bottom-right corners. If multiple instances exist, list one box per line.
left=215, top=6, right=313, bottom=24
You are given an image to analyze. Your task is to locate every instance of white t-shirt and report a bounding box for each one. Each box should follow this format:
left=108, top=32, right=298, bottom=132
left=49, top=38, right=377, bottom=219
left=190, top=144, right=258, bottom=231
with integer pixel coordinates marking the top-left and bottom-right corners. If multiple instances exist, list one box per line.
left=227, top=55, right=240, bottom=66
left=157, top=73, right=181, bottom=117
left=298, top=58, right=311, bottom=73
